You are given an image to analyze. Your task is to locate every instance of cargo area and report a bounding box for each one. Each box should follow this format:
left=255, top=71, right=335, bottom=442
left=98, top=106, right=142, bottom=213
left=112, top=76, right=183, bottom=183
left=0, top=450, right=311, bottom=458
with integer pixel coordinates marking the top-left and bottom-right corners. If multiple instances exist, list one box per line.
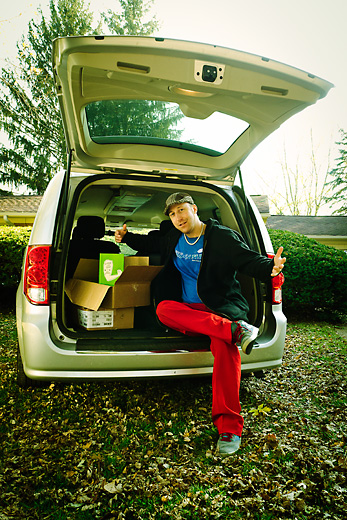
left=55, top=176, right=267, bottom=351
left=61, top=251, right=211, bottom=351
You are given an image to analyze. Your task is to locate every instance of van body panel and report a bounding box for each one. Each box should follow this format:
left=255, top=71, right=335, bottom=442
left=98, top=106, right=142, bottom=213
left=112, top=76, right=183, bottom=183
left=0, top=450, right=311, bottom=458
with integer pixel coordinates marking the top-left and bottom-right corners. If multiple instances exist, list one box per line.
left=16, top=36, right=332, bottom=385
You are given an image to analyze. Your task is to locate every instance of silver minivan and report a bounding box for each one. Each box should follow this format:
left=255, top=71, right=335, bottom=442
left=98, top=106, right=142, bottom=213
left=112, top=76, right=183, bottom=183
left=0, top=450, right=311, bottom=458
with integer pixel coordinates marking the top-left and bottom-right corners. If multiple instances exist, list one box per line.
left=16, top=36, right=332, bottom=387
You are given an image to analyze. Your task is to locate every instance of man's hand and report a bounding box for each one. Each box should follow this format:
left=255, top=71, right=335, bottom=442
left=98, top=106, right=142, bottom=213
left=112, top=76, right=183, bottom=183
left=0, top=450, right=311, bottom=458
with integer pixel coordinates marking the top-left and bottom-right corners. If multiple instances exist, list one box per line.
left=115, top=224, right=127, bottom=243
left=271, top=246, right=286, bottom=277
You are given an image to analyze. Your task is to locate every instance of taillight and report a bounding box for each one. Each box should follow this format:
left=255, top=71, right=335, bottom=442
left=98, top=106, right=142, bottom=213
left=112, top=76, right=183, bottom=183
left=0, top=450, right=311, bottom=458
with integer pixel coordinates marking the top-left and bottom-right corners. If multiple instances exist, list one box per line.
left=267, top=253, right=284, bottom=304
left=24, top=246, right=51, bottom=305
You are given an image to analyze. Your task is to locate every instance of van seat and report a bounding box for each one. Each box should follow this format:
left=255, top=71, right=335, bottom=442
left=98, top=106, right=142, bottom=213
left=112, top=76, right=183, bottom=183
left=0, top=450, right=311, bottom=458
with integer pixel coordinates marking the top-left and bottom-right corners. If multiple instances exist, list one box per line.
left=67, top=216, right=119, bottom=278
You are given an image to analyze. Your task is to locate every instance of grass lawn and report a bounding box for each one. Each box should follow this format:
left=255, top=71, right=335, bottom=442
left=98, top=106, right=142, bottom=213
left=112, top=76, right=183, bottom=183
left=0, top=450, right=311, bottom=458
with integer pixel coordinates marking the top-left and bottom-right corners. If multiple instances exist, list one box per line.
left=0, top=311, right=346, bottom=519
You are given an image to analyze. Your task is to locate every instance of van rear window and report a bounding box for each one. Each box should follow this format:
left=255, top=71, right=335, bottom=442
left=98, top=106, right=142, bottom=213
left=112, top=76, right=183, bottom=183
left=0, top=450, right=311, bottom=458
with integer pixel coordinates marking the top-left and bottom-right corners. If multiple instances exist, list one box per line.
left=85, top=99, right=249, bottom=156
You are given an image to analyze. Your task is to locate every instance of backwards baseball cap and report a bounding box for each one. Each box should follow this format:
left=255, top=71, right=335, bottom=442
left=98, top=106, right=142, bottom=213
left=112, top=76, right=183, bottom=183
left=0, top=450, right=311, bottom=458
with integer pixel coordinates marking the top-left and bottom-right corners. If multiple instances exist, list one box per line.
left=164, top=192, right=195, bottom=215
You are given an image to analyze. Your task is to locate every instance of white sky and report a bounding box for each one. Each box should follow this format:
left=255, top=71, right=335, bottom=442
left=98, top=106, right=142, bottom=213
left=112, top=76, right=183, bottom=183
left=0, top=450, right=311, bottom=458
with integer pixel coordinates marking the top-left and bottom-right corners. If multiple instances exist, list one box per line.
left=1, top=0, right=346, bottom=213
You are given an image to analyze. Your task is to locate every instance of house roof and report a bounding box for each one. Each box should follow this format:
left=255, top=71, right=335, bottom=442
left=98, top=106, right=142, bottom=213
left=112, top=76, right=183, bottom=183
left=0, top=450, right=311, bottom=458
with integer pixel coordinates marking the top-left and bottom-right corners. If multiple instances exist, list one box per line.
left=0, top=195, right=42, bottom=213
left=0, top=194, right=270, bottom=215
left=250, top=195, right=270, bottom=215
left=267, top=215, right=347, bottom=236
left=1, top=196, right=345, bottom=239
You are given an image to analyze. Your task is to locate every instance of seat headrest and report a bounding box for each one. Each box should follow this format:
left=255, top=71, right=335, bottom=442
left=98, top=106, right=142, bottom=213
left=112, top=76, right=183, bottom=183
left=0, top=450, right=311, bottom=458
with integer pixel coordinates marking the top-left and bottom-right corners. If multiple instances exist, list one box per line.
left=73, top=216, right=105, bottom=239
left=160, top=219, right=174, bottom=234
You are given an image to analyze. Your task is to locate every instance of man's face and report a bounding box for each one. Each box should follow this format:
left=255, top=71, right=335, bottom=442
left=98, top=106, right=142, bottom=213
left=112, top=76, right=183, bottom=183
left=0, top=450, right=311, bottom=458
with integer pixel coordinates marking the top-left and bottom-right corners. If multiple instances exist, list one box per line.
left=168, top=202, right=198, bottom=234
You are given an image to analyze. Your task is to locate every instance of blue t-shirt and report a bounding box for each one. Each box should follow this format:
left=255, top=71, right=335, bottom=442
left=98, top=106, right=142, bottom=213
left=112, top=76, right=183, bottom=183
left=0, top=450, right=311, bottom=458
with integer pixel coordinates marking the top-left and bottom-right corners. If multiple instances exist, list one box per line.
left=173, top=233, right=204, bottom=303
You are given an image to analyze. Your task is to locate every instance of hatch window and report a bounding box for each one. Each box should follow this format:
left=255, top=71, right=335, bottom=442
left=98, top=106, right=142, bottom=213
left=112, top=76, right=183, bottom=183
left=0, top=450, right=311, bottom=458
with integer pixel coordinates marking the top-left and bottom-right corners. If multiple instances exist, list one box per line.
left=85, top=100, right=249, bottom=156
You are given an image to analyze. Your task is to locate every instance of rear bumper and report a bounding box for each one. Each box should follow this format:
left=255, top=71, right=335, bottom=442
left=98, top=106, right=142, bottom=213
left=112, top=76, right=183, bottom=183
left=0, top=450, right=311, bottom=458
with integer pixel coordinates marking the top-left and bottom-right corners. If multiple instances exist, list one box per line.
left=17, top=294, right=286, bottom=381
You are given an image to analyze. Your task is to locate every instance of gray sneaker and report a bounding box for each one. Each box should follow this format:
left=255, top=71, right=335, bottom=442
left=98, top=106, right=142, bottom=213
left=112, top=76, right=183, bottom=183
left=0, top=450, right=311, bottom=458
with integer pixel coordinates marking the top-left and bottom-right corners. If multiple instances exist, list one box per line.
left=232, top=320, right=259, bottom=355
left=216, top=433, right=241, bottom=457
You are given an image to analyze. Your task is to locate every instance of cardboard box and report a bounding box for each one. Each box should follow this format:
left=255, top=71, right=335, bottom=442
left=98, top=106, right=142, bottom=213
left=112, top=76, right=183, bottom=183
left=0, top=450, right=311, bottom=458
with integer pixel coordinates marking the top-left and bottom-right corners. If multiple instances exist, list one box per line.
left=76, top=307, right=134, bottom=330
left=124, top=256, right=150, bottom=268
left=65, top=257, right=162, bottom=329
left=65, top=278, right=108, bottom=311
left=102, top=264, right=162, bottom=308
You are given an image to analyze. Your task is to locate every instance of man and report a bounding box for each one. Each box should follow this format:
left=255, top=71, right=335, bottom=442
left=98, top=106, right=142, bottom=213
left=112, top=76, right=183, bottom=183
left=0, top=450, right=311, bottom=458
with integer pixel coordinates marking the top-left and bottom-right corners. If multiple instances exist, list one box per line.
left=115, top=192, right=285, bottom=456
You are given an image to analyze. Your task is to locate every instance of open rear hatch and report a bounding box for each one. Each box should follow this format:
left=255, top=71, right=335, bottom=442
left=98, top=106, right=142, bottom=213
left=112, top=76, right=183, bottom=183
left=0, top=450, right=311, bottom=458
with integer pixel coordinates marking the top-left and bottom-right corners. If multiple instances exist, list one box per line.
left=53, top=35, right=333, bottom=180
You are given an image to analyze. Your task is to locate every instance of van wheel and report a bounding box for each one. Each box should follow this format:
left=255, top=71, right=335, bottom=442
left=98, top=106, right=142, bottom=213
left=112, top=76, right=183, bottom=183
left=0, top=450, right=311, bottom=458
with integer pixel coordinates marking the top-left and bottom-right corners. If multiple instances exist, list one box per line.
left=17, top=343, right=45, bottom=389
left=17, top=343, right=31, bottom=388
left=254, top=370, right=266, bottom=379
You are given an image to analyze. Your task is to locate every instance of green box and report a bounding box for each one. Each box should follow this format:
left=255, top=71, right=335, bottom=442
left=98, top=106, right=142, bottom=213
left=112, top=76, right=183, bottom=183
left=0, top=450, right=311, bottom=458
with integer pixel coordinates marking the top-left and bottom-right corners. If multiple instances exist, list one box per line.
left=99, top=253, right=124, bottom=286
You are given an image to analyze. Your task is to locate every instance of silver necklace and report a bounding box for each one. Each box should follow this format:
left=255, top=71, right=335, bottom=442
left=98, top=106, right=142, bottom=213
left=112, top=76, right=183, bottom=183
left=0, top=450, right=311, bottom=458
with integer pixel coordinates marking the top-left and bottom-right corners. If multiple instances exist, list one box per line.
left=184, top=223, right=204, bottom=246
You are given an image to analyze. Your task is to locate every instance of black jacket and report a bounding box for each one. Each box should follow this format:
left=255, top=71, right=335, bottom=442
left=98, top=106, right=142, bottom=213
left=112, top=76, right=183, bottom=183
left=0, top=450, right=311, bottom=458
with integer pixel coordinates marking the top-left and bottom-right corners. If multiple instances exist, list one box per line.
left=123, top=219, right=274, bottom=321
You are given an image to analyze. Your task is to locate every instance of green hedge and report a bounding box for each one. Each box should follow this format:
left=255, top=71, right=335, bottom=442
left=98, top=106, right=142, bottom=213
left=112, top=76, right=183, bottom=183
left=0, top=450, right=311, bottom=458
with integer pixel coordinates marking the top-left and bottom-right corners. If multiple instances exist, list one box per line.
left=0, top=225, right=346, bottom=320
left=269, top=229, right=347, bottom=320
left=0, top=226, right=31, bottom=287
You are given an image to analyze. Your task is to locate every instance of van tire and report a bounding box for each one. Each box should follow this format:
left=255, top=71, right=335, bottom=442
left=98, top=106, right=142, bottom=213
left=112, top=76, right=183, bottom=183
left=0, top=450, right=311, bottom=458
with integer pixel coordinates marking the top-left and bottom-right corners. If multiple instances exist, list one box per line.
left=254, top=370, right=266, bottom=379
left=17, top=343, right=31, bottom=388
left=17, top=343, right=45, bottom=389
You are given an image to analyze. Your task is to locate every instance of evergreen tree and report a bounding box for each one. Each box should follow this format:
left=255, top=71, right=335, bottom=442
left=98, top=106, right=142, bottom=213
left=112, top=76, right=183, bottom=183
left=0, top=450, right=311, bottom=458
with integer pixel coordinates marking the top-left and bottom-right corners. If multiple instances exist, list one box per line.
left=101, top=0, right=160, bottom=35
left=91, top=1, right=183, bottom=146
left=0, top=0, right=98, bottom=193
left=325, top=129, right=347, bottom=215
left=0, top=0, right=183, bottom=194
left=86, top=100, right=183, bottom=142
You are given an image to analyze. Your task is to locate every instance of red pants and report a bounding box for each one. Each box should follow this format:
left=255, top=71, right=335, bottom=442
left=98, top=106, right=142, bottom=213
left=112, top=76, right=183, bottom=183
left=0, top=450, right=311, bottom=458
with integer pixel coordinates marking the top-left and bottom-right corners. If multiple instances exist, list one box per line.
left=156, top=300, right=243, bottom=437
